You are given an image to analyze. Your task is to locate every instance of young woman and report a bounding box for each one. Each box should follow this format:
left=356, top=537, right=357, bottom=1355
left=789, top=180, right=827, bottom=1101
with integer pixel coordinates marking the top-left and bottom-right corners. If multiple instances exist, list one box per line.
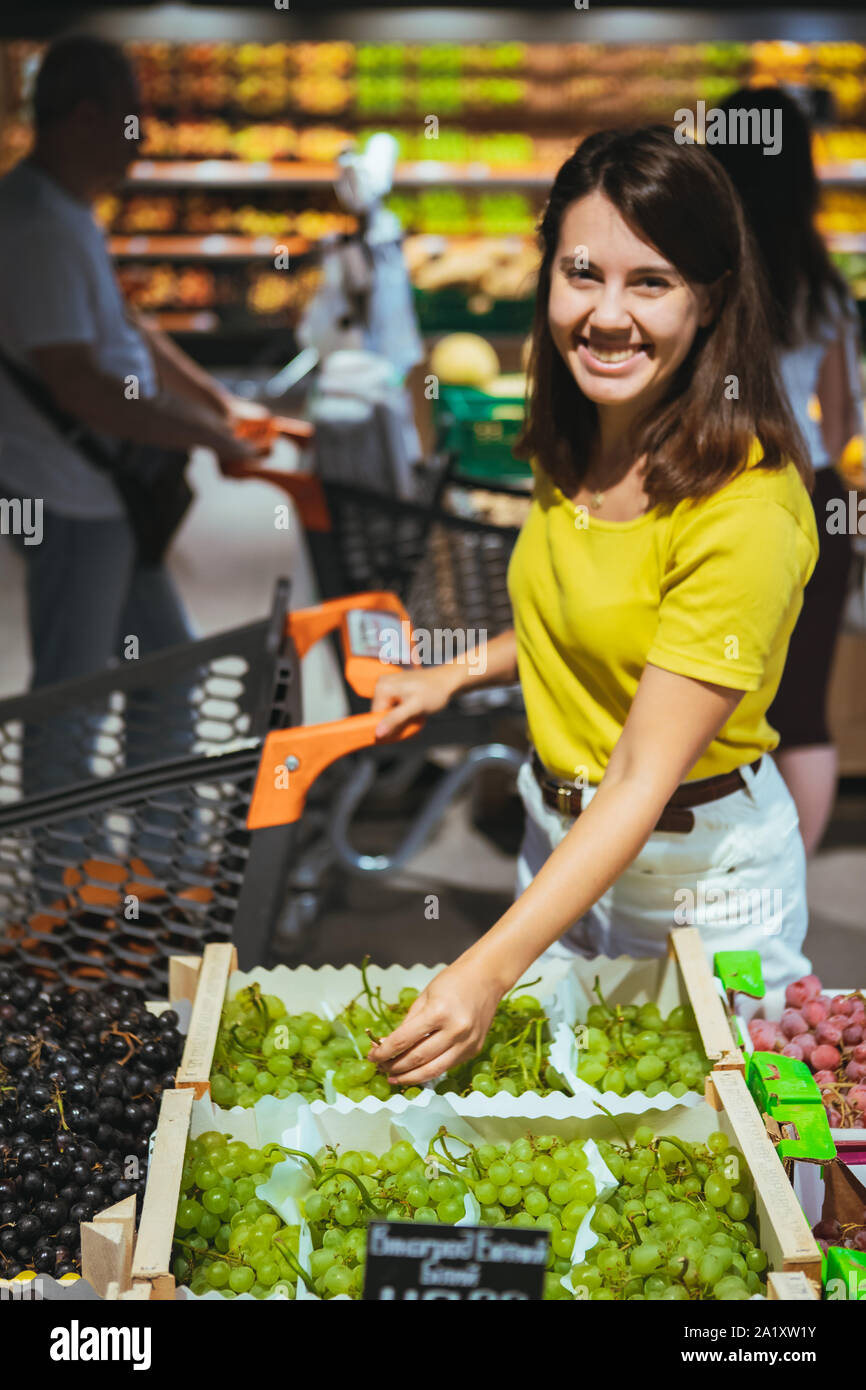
left=707, top=89, right=864, bottom=854
left=367, top=126, right=818, bottom=1087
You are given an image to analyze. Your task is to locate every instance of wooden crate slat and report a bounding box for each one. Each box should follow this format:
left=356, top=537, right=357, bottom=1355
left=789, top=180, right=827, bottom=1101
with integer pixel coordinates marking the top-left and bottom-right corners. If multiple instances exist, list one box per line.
left=176, top=942, right=237, bottom=1096
left=131, top=1087, right=194, bottom=1287
left=670, top=927, right=744, bottom=1069
left=711, top=1070, right=821, bottom=1278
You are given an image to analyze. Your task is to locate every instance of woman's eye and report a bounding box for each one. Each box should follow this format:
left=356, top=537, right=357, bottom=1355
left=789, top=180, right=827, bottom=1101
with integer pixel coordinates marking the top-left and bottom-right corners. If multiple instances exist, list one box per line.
left=636, top=277, right=670, bottom=290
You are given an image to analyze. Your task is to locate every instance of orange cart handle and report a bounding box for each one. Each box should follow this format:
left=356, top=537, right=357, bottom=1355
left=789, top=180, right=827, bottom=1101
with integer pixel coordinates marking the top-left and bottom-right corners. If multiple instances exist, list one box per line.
left=223, top=415, right=330, bottom=530
left=247, top=710, right=422, bottom=830
left=247, top=591, right=423, bottom=830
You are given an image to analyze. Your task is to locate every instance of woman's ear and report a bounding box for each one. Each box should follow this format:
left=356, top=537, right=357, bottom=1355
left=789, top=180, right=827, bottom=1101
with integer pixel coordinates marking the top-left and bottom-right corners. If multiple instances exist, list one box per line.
left=696, top=273, right=729, bottom=328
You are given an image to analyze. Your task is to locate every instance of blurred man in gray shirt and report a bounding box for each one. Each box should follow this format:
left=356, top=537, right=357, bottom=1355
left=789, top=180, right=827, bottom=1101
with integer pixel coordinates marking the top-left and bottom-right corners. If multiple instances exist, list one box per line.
left=0, top=37, right=260, bottom=687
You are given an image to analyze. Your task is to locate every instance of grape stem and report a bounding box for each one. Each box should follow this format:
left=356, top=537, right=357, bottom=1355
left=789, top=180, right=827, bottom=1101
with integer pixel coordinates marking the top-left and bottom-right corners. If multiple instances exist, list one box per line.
left=505, top=976, right=542, bottom=999
left=272, top=1235, right=315, bottom=1293
left=314, top=1166, right=386, bottom=1217
left=592, top=976, right=614, bottom=1017
left=433, top=1128, right=480, bottom=1178
left=268, top=1145, right=323, bottom=1183
left=657, top=1136, right=697, bottom=1174
left=593, top=1100, right=634, bottom=1154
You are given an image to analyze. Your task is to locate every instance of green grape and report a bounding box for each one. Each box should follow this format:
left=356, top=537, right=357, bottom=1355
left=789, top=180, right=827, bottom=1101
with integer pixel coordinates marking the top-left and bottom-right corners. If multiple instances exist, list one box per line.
left=704, top=1174, right=732, bottom=1208
left=331, top=1200, right=358, bottom=1227
left=630, top=1243, right=661, bottom=1275
left=562, top=1201, right=588, bottom=1232
left=725, top=1191, right=750, bottom=1222
left=475, top=1180, right=498, bottom=1206
left=511, top=1161, right=534, bottom=1187
left=196, top=1211, right=222, bottom=1239
left=229, top=1266, right=255, bottom=1294
left=524, top=1189, right=548, bottom=1217
left=577, top=1058, right=606, bottom=1086
left=569, top=1174, right=596, bottom=1205
left=499, top=1184, right=522, bottom=1208
left=635, top=1055, right=665, bottom=1082
left=176, top=1200, right=202, bottom=1230
left=437, top=1198, right=465, bottom=1223
left=488, top=1161, right=512, bottom=1188
left=310, top=1248, right=338, bottom=1278
left=533, top=1157, right=557, bottom=1187
left=549, top=1179, right=571, bottom=1207
left=206, top=1261, right=230, bottom=1289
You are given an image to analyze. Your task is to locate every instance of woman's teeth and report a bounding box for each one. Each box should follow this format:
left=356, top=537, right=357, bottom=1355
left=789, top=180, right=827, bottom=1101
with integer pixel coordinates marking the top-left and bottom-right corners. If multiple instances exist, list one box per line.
left=585, top=344, right=644, bottom=362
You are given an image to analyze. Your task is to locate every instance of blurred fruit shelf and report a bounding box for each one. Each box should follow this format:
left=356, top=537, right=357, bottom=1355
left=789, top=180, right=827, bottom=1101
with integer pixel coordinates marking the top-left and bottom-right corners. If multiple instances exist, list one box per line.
left=124, top=159, right=866, bottom=189
left=109, top=234, right=312, bottom=259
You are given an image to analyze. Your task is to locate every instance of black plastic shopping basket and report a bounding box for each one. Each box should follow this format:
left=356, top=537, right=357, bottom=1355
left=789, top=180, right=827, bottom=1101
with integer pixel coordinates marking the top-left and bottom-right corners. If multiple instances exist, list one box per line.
left=0, top=583, right=420, bottom=989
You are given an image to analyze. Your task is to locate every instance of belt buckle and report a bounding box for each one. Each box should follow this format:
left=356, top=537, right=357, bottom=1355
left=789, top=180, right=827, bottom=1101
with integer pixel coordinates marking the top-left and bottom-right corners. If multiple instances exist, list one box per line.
left=556, top=784, right=575, bottom=816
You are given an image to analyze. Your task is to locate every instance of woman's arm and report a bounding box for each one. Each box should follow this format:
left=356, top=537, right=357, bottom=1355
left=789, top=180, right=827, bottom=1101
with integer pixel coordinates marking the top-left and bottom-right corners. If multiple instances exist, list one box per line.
left=368, top=662, right=743, bottom=1084
left=372, top=628, right=518, bottom=738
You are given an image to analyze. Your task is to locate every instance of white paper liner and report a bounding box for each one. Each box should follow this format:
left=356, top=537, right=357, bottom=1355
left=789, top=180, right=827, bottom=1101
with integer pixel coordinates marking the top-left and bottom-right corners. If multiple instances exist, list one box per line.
left=260, top=1094, right=621, bottom=1298
left=164, top=1096, right=312, bottom=1301
left=547, top=957, right=708, bottom=1116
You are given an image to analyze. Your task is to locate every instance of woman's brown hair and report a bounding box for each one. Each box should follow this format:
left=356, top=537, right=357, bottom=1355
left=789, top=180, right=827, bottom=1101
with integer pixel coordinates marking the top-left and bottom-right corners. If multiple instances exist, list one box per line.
left=517, top=125, right=812, bottom=505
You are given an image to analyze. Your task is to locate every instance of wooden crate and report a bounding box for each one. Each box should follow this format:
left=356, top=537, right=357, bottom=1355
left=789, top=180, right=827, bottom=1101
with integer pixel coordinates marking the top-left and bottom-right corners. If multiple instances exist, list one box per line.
left=171, top=931, right=741, bottom=1116
left=132, top=1071, right=820, bottom=1301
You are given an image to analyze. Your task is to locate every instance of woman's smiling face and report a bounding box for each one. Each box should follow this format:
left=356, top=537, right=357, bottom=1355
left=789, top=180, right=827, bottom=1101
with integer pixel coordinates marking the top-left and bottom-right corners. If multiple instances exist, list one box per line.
left=548, top=190, right=716, bottom=417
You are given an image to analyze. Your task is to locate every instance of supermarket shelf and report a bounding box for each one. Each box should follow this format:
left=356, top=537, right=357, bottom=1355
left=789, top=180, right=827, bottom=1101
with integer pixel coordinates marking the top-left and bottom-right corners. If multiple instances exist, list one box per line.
left=126, top=159, right=557, bottom=187
left=144, top=312, right=220, bottom=333
left=110, top=234, right=312, bottom=259
left=127, top=158, right=866, bottom=189
left=819, top=162, right=866, bottom=186
left=827, top=233, right=866, bottom=253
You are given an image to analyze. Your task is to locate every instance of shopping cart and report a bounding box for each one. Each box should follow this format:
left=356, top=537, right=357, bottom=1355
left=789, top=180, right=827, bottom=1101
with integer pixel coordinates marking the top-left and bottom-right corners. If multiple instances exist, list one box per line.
left=223, top=415, right=528, bottom=877
left=0, top=584, right=420, bottom=988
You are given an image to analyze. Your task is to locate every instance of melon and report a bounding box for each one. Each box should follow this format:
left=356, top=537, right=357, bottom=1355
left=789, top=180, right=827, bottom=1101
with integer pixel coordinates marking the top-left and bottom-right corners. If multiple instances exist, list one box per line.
left=430, top=332, right=500, bottom=388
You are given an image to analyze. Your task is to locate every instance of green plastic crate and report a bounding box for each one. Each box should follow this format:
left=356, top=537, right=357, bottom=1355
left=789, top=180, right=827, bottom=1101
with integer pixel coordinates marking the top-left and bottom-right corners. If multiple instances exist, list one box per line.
left=413, top=287, right=534, bottom=336
left=434, top=382, right=531, bottom=482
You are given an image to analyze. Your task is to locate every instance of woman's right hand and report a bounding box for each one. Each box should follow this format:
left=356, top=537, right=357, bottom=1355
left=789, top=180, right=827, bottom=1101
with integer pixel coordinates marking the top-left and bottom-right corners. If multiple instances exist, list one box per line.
left=372, top=665, right=459, bottom=739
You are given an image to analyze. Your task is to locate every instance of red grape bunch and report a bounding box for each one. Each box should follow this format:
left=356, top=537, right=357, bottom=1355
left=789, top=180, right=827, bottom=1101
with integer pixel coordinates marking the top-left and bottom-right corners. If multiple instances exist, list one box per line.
left=748, top=975, right=866, bottom=1128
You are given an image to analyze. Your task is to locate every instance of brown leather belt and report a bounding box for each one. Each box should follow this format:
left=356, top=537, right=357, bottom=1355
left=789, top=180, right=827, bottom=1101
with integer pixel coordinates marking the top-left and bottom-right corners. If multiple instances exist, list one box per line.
left=530, top=749, right=762, bottom=834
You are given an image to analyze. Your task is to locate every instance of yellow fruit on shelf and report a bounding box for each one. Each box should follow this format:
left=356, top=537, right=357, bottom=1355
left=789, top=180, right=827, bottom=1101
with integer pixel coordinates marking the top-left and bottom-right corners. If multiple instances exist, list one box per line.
left=430, top=332, right=501, bottom=387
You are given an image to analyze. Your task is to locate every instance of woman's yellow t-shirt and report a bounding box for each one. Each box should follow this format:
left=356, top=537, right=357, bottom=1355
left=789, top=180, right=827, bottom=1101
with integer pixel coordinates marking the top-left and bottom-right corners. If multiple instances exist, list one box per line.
left=506, top=440, right=819, bottom=783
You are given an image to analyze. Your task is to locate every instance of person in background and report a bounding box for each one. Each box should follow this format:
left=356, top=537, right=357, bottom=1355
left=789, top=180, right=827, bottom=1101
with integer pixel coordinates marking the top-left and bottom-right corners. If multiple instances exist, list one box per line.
left=0, top=36, right=261, bottom=690
left=708, top=88, right=865, bottom=854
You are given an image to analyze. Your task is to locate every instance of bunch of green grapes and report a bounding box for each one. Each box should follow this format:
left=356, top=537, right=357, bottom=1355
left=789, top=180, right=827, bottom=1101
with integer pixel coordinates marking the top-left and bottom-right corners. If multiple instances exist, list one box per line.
left=569, top=1125, right=768, bottom=1301
left=170, top=1131, right=304, bottom=1298
left=288, top=1127, right=596, bottom=1300
left=208, top=962, right=564, bottom=1108
left=574, top=980, right=711, bottom=1098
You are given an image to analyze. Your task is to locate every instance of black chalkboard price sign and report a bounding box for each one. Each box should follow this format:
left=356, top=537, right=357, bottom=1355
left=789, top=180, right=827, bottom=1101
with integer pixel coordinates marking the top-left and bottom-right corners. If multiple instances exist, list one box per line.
left=362, top=1221, right=550, bottom=1301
